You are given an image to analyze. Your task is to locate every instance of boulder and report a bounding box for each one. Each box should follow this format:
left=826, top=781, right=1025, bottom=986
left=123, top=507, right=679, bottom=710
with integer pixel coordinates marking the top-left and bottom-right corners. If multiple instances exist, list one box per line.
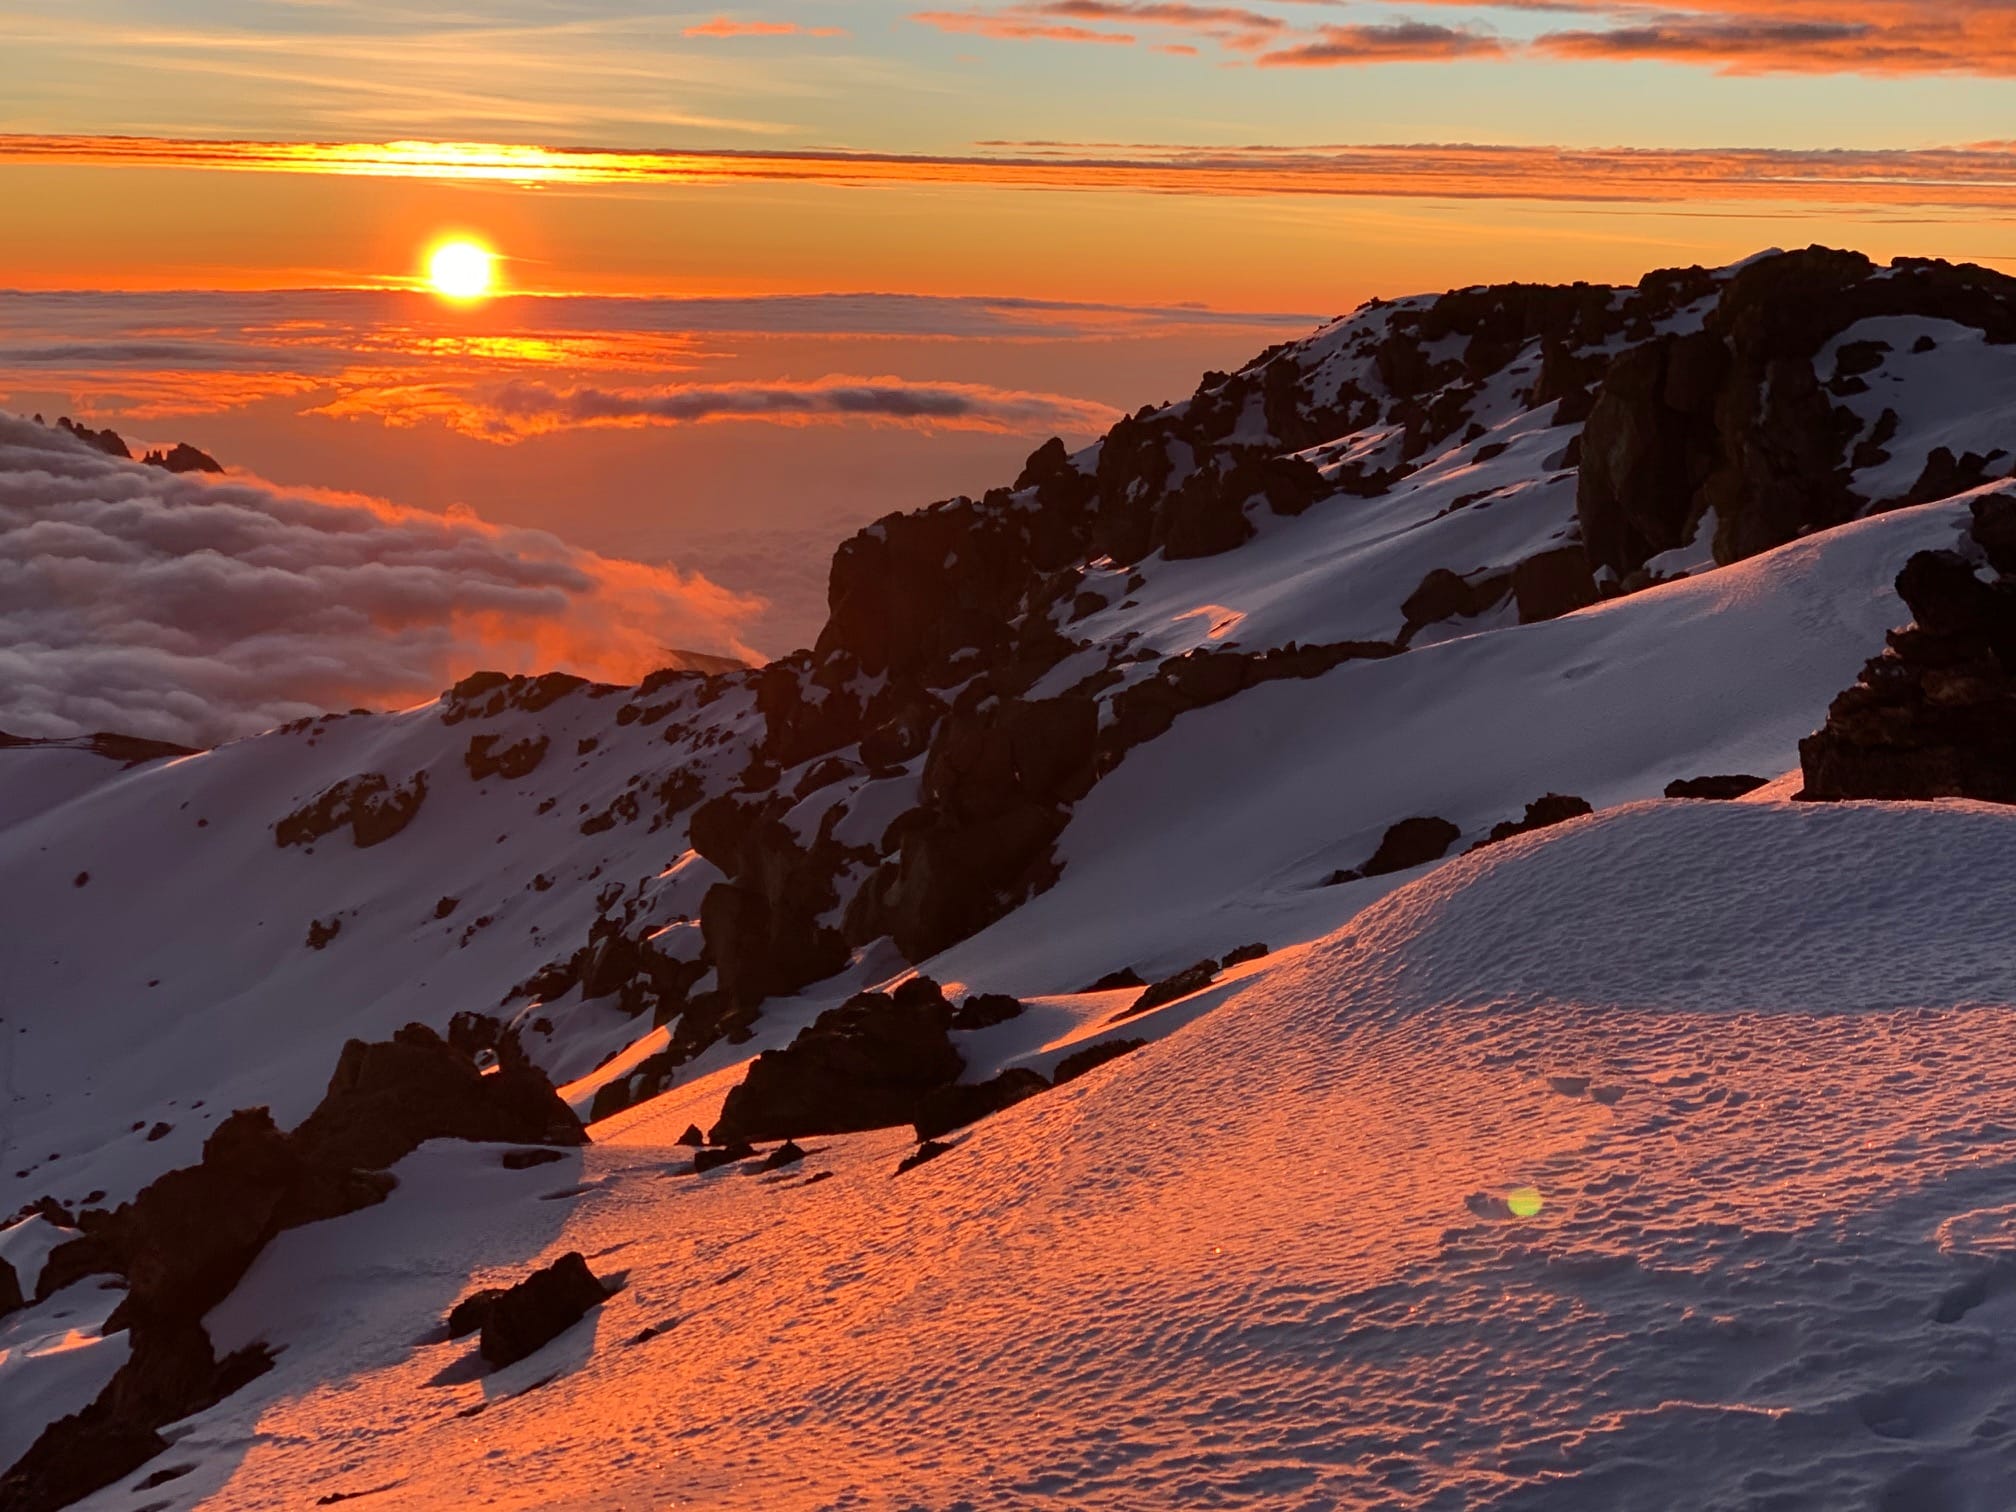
left=711, top=990, right=963, bottom=1143
left=1358, top=816, right=1463, bottom=876
left=1126, top=961, right=1219, bottom=1016
left=1665, top=774, right=1770, bottom=800
left=1053, top=1038, right=1146, bottom=1085
left=913, top=1068, right=1049, bottom=1141
left=470, top=1252, right=607, bottom=1369
left=1470, top=794, right=1593, bottom=850
left=290, top=1025, right=586, bottom=1173
left=1801, top=530, right=2016, bottom=802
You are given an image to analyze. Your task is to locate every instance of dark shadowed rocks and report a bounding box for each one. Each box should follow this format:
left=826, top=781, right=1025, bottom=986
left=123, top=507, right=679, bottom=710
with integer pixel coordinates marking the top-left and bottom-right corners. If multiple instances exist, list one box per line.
left=711, top=986, right=963, bottom=1144
left=1666, top=774, right=1771, bottom=800
left=141, top=442, right=223, bottom=474
left=455, top=1252, right=607, bottom=1369
left=274, top=772, right=428, bottom=850
left=1470, top=794, right=1593, bottom=851
left=913, top=1068, right=1049, bottom=1141
left=1513, top=547, right=1600, bottom=623
left=1053, top=1038, right=1147, bottom=1085
left=1357, top=816, right=1463, bottom=877
left=1801, top=498, right=2016, bottom=803
left=950, top=992, right=1025, bottom=1030
left=291, top=1025, right=586, bottom=1173
left=1126, top=961, right=1219, bottom=1016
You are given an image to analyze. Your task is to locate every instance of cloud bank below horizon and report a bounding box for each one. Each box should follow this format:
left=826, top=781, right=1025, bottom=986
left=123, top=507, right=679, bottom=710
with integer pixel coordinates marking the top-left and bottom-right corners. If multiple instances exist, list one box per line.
left=0, top=415, right=763, bottom=747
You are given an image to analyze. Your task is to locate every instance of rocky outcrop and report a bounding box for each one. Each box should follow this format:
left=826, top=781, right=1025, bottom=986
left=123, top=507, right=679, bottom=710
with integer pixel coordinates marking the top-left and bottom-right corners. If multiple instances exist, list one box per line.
left=5, top=1029, right=586, bottom=1509
left=274, top=772, right=429, bottom=849
left=1666, top=774, right=1770, bottom=800
left=1470, top=794, right=1592, bottom=851
left=711, top=981, right=963, bottom=1143
left=290, top=1024, right=586, bottom=1172
left=1579, top=250, right=2016, bottom=583
left=449, top=1252, right=608, bottom=1369
left=141, top=442, right=223, bottom=474
left=1800, top=494, right=2016, bottom=802
left=1336, top=816, right=1463, bottom=881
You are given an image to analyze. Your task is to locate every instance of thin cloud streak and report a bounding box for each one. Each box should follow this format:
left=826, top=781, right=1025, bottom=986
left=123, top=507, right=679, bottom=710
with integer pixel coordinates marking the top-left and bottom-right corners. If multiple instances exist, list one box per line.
left=8, top=134, right=2016, bottom=211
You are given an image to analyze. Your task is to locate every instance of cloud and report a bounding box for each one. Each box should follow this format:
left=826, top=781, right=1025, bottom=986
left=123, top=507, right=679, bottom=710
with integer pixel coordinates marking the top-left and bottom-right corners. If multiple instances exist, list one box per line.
left=0, top=288, right=1305, bottom=436
left=683, top=17, right=848, bottom=38
left=0, top=414, right=763, bottom=746
left=7, top=133, right=2016, bottom=212
left=310, top=375, right=1120, bottom=442
left=1256, top=21, right=1505, bottom=65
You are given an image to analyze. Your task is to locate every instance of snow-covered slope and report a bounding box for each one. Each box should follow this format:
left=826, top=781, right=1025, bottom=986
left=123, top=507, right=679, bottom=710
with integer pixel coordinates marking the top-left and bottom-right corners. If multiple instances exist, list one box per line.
left=36, top=798, right=2016, bottom=1510
left=6, top=246, right=2016, bottom=1507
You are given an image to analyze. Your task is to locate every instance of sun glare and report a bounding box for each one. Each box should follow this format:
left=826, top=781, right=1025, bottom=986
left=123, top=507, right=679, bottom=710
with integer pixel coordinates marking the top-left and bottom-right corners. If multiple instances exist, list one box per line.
left=426, top=238, right=497, bottom=301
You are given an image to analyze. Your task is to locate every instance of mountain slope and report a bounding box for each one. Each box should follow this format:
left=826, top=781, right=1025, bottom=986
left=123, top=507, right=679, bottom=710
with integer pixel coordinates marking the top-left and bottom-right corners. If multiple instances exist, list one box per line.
left=5, top=246, right=2016, bottom=1507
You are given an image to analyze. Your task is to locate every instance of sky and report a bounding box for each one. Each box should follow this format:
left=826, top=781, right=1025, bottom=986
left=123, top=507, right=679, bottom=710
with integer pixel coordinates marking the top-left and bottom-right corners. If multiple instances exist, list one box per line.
left=2, top=0, right=2014, bottom=665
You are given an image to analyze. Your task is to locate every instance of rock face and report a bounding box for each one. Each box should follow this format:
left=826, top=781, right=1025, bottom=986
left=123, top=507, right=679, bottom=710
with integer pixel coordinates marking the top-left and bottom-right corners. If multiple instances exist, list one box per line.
left=711, top=983, right=963, bottom=1143
left=5, top=1028, right=586, bottom=1511
left=450, top=1252, right=608, bottom=1369
left=1666, top=774, right=1770, bottom=800
left=1471, top=794, right=1593, bottom=851
left=1358, top=816, right=1463, bottom=877
left=1579, top=250, right=2016, bottom=583
left=290, top=1024, right=587, bottom=1172
left=274, top=772, right=429, bottom=849
left=1800, top=494, right=2016, bottom=802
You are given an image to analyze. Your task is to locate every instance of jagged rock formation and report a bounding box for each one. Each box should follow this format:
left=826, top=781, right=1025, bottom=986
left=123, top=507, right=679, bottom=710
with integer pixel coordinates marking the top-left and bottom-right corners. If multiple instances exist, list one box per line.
left=1578, top=250, right=2016, bottom=584
left=3, top=1028, right=582, bottom=1511
left=448, top=1251, right=609, bottom=1369
left=1801, top=493, right=2016, bottom=802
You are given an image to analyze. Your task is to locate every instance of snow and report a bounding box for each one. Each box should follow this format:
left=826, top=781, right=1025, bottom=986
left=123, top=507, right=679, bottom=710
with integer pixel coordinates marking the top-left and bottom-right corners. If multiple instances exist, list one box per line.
left=0, top=1282, right=128, bottom=1475
left=58, top=797, right=2016, bottom=1510
left=1823, top=317, right=2016, bottom=501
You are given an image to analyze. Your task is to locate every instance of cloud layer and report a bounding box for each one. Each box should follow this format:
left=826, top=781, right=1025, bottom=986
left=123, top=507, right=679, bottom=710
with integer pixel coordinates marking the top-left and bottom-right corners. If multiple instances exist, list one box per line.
left=0, top=415, right=762, bottom=746
left=8, top=134, right=2015, bottom=212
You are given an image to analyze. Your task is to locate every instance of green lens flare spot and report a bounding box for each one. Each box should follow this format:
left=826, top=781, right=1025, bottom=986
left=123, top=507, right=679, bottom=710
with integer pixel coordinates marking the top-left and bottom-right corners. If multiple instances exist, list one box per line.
left=1507, top=1186, right=1544, bottom=1218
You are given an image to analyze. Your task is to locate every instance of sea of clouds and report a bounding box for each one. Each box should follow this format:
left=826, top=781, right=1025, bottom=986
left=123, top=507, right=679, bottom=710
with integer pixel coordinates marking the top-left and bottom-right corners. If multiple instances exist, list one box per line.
left=0, top=414, right=761, bottom=746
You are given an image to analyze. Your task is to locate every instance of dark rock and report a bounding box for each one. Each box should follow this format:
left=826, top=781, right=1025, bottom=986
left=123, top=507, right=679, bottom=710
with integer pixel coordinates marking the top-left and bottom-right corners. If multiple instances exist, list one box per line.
left=949, top=992, right=1024, bottom=1030
left=1053, top=1038, right=1146, bottom=1084
left=914, top=1068, right=1050, bottom=1141
left=145, top=1122, right=172, bottom=1142
left=711, top=990, right=963, bottom=1143
left=305, top=917, right=341, bottom=950
left=1218, top=942, right=1270, bottom=969
left=1512, top=546, right=1599, bottom=623
left=464, top=733, right=549, bottom=782
left=474, top=1252, right=607, bottom=1369
left=0, top=1255, right=22, bottom=1319
left=501, top=1148, right=567, bottom=1170
left=1125, top=960, right=1218, bottom=1016
left=1402, top=566, right=1509, bottom=631
left=1470, top=794, right=1593, bottom=850
left=1665, top=774, right=1771, bottom=800
left=759, top=1139, right=807, bottom=1171
left=1359, top=816, right=1463, bottom=876
left=692, top=1142, right=756, bottom=1174
left=291, top=1025, right=586, bottom=1173
left=1801, top=525, right=2016, bottom=802
left=896, top=1140, right=953, bottom=1174
left=274, top=772, right=428, bottom=850
left=1082, top=967, right=1147, bottom=993
left=675, top=1124, right=705, bottom=1147
left=141, top=443, right=223, bottom=474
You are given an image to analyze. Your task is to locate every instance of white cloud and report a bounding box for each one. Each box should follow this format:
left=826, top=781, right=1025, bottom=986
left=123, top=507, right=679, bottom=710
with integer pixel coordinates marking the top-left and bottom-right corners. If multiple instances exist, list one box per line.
left=0, top=415, right=763, bottom=746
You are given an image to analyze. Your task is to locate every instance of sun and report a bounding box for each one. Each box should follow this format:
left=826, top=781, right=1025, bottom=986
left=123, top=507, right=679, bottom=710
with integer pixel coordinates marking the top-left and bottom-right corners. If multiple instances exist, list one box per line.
left=426, top=238, right=497, bottom=301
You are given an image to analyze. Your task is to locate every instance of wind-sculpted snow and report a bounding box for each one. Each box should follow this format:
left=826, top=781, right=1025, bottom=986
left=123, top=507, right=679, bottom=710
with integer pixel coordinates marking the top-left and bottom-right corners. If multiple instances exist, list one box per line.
left=47, top=799, right=2016, bottom=1510
left=0, top=416, right=758, bottom=746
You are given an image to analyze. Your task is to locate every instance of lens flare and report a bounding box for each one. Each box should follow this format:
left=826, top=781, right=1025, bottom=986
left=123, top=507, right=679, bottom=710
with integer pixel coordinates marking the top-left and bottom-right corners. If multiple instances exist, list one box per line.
left=1507, top=1186, right=1545, bottom=1219
left=426, top=239, right=496, bottom=301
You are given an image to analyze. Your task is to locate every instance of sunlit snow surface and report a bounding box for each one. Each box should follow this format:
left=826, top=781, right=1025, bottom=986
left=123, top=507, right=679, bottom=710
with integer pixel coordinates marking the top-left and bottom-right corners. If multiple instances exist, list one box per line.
left=64, top=800, right=2016, bottom=1511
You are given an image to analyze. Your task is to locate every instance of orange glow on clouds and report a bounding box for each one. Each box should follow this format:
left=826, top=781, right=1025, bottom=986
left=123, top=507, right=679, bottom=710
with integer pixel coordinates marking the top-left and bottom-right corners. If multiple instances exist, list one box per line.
left=6, top=133, right=2016, bottom=211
